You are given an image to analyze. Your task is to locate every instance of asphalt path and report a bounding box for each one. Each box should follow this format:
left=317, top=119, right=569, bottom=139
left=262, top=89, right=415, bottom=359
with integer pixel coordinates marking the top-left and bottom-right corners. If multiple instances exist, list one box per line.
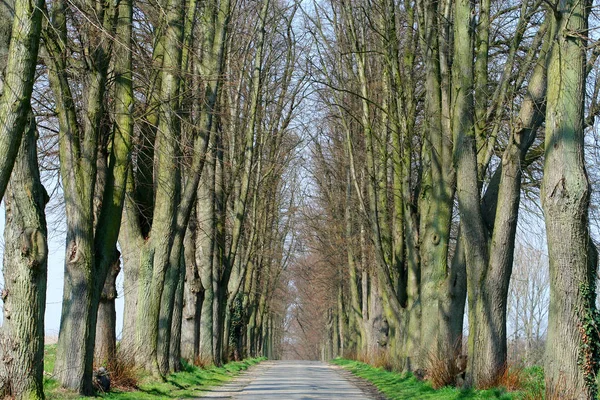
left=199, top=360, right=380, bottom=399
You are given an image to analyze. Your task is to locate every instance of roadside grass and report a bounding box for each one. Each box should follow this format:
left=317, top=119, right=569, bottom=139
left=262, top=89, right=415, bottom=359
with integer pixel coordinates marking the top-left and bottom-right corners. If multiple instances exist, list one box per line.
left=332, top=358, right=545, bottom=399
left=43, top=344, right=265, bottom=399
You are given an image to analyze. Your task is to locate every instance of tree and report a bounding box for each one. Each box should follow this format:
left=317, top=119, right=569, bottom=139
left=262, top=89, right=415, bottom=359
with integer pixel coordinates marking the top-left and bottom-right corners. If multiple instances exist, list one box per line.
left=541, top=0, right=600, bottom=394
left=453, top=4, right=550, bottom=386
left=306, top=0, right=553, bottom=387
left=0, top=0, right=47, bottom=397
left=118, top=0, right=232, bottom=370
left=0, top=115, right=48, bottom=400
left=94, top=0, right=134, bottom=366
left=42, top=0, right=131, bottom=390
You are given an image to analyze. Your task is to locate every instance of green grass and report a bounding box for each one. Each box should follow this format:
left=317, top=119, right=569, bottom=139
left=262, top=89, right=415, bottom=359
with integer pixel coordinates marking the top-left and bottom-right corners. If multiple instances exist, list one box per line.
left=98, top=358, right=264, bottom=400
left=42, top=345, right=265, bottom=399
left=331, top=358, right=533, bottom=399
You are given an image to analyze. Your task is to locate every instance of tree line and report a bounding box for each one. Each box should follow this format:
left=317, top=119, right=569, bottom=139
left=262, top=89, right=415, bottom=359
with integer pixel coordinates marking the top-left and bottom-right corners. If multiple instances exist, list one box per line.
left=294, top=0, right=600, bottom=398
left=0, top=0, right=302, bottom=398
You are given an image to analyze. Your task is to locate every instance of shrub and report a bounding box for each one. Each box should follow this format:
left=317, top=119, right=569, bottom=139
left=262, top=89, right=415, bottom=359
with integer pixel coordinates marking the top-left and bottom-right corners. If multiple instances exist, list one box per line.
left=425, top=351, right=462, bottom=389
left=193, top=355, right=215, bottom=369
left=479, top=364, right=525, bottom=391
left=356, top=349, right=398, bottom=371
left=107, top=357, right=139, bottom=391
left=95, top=351, right=140, bottom=392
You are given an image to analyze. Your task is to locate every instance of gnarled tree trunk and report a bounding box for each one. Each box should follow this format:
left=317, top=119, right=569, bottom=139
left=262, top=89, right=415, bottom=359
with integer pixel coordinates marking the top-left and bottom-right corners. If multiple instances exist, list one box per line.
left=1, top=115, right=48, bottom=400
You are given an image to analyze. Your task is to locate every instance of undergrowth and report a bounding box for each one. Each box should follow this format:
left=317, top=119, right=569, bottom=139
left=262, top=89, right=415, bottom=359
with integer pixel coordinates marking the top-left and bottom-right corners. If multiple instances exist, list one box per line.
left=332, top=358, right=546, bottom=399
left=42, top=344, right=265, bottom=399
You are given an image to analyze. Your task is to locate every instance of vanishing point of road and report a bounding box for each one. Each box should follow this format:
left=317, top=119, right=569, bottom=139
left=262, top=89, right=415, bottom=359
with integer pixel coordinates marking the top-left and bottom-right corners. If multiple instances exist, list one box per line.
left=199, top=360, right=382, bottom=399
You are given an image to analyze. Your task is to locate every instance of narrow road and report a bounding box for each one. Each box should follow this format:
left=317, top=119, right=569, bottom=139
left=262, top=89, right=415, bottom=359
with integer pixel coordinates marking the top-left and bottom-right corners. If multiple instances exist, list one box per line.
left=199, top=360, right=380, bottom=399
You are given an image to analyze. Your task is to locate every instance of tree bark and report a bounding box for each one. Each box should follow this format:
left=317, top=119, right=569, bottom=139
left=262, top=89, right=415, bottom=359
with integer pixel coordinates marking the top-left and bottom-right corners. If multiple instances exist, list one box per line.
left=542, top=0, right=599, bottom=395
left=181, top=215, right=200, bottom=362
left=1, top=114, right=48, bottom=400
left=197, top=146, right=216, bottom=365
left=131, top=0, right=183, bottom=373
left=345, top=172, right=365, bottom=353
left=95, top=257, right=120, bottom=366
left=450, top=0, right=494, bottom=386
left=169, top=255, right=185, bottom=372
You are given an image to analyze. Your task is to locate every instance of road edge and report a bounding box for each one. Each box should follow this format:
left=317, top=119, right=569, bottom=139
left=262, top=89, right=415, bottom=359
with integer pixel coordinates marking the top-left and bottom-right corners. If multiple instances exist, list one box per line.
left=195, top=360, right=273, bottom=399
left=329, top=363, right=389, bottom=400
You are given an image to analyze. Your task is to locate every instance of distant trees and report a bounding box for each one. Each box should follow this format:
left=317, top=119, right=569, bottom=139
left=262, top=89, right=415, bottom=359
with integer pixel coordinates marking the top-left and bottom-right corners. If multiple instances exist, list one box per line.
left=507, top=243, right=549, bottom=366
left=114, top=0, right=302, bottom=378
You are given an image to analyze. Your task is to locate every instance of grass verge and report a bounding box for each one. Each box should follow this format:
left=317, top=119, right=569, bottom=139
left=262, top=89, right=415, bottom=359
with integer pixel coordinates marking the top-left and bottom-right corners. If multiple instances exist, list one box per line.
left=43, top=345, right=265, bottom=399
left=331, top=358, right=537, bottom=399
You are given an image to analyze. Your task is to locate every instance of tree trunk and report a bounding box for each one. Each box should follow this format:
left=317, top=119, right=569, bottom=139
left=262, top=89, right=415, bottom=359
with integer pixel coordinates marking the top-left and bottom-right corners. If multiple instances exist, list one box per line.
left=542, top=0, right=599, bottom=395
left=181, top=216, right=200, bottom=363
left=246, top=271, right=259, bottom=357
left=169, top=255, right=185, bottom=372
left=345, top=170, right=364, bottom=354
left=132, top=244, right=158, bottom=371
left=132, top=0, right=184, bottom=373
left=0, top=0, right=13, bottom=72
left=198, top=283, right=214, bottom=364
left=415, top=0, right=457, bottom=369
left=119, top=220, right=142, bottom=362
left=157, top=240, right=183, bottom=374
left=1, top=114, right=48, bottom=400
left=44, top=0, right=125, bottom=389
left=99, top=0, right=134, bottom=366
left=472, top=26, right=550, bottom=384
left=54, top=233, right=96, bottom=394
left=197, top=150, right=216, bottom=365
left=443, top=229, right=466, bottom=357
left=95, top=257, right=120, bottom=366
left=450, top=0, right=496, bottom=386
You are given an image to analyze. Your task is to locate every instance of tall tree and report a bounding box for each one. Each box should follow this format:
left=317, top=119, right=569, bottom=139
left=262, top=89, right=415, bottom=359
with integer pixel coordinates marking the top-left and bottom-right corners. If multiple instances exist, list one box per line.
left=0, top=115, right=48, bottom=400
left=129, top=0, right=185, bottom=374
left=94, top=0, right=135, bottom=367
left=120, top=0, right=230, bottom=374
left=0, top=3, right=47, bottom=397
left=542, top=0, right=600, bottom=395
left=42, top=0, right=131, bottom=390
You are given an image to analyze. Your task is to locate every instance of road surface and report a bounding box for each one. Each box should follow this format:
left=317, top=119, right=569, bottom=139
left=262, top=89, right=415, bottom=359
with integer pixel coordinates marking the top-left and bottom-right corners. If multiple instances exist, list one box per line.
left=199, top=360, right=381, bottom=399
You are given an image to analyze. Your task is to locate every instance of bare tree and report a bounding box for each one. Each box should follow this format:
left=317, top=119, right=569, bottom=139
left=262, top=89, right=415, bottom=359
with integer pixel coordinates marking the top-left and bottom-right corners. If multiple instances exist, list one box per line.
left=507, top=242, right=549, bottom=366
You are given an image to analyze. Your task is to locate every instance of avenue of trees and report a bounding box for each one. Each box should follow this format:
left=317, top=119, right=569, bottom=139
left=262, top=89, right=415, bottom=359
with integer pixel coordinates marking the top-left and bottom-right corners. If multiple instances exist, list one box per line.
left=1, top=0, right=302, bottom=397
left=1, top=0, right=600, bottom=398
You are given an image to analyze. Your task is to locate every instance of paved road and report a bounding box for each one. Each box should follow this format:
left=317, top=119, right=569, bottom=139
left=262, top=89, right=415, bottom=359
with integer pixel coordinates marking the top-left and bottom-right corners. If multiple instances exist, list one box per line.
left=199, top=360, right=379, bottom=399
